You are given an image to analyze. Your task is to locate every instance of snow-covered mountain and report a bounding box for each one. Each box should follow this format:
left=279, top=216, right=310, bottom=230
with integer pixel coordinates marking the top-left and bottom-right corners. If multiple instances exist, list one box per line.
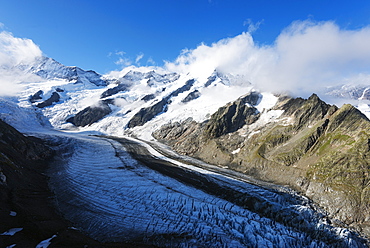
left=1, top=56, right=370, bottom=247
left=325, top=84, right=370, bottom=101
left=7, top=57, right=259, bottom=139
left=2, top=55, right=368, bottom=138
left=323, top=83, right=370, bottom=118
left=26, top=56, right=109, bottom=86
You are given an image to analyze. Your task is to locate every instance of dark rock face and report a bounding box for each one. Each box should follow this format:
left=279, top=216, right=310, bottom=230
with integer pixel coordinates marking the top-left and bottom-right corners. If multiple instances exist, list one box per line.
left=0, top=119, right=56, bottom=247
left=205, top=92, right=261, bottom=138
left=168, top=79, right=195, bottom=98
left=141, top=94, right=156, bottom=102
left=205, top=103, right=259, bottom=138
left=241, top=91, right=262, bottom=106
left=153, top=93, right=370, bottom=238
left=127, top=79, right=196, bottom=128
left=29, top=90, right=43, bottom=103
left=182, top=90, right=201, bottom=103
left=277, top=94, right=336, bottom=130
left=204, top=70, right=230, bottom=87
left=67, top=102, right=112, bottom=127
left=127, top=98, right=168, bottom=128
left=101, top=83, right=130, bottom=98
left=205, top=74, right=217, bottom=87
left=36, top=92, right=60, bottom=108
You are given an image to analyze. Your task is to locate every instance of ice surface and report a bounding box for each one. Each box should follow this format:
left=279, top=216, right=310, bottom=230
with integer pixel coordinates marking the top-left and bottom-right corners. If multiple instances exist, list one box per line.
left=0, top=228, right=23, bottom=236
left=35, top=235, right=56, bottom=248
left=45, top=132, right=365, bottom=247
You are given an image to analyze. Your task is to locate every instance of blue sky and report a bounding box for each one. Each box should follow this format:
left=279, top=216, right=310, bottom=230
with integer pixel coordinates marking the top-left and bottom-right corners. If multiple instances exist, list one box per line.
left=1, top=0, right=370, bottom=74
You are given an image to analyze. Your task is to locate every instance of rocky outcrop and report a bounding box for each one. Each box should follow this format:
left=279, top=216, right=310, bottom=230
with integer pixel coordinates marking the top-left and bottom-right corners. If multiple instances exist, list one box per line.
left=204, top=92, right=261, bottom=138
left=141, top=94, right=156, bottom=102
left=67, top=101, right=112, bottom=127
left=182, top=90, right=201, bottom=103
left=0, top=119, right=57, bottom=247
left=101, top=83, right=130, bottom=98
left=168, top=79, right=195, bottom=98
left=36, top=92, right=60, bottom=108
left=127, top=79, right=196, bottom=128
left=29, top=90, right=43, bottom=103
left=153, top=92, right=370, bottom=238
left=127, top=98, right=168, bottom=128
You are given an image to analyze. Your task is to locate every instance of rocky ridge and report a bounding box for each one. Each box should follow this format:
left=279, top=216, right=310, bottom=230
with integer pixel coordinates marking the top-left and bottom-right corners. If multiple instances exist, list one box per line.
left=153, top=92, right=370, bottom=238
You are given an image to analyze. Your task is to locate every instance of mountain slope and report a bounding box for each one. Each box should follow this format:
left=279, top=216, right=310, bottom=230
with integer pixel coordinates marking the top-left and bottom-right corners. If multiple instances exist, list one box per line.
left=153, top=93, right=370, bottom=237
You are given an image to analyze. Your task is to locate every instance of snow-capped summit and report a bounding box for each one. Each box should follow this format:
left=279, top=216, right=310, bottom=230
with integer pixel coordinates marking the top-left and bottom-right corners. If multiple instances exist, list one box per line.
left=26, top=56, right=108, bottom=86
left=6, top=57, right=254, bottom=138
left=325, top=83, right=370, bottom=101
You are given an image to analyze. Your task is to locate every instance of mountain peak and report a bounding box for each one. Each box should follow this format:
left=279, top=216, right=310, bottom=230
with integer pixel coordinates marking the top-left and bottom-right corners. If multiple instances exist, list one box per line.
left=25, top=56, right=108, bottom=86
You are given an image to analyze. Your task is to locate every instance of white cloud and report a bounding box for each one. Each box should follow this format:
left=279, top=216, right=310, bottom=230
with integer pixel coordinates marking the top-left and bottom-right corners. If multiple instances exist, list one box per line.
left=147, top=57, right=156, bottom=66
left=0, top=31, right=42, bottom=68
left=164, top=20, right=370, bottom=98
left=0, top=23, right=4, bottom=29
left=115, top=51, right=125, bottom=56
left=115, top=57, right=132, bottom=67
left=0, top=31, right=43, bottom=96
left=135, top=52, right=144, bottom=65
left=243, top=19, right=264, bottom=33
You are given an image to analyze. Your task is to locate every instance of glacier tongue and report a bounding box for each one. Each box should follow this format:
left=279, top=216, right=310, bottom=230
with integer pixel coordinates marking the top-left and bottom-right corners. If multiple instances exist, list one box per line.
left=46, top=132, right=365, bottom=247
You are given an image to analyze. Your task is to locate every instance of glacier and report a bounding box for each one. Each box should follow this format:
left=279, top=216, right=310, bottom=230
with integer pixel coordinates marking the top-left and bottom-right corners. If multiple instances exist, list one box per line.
left=45, top=132, right=365, bottom=247
left=0, top=56, right=369, bottom=247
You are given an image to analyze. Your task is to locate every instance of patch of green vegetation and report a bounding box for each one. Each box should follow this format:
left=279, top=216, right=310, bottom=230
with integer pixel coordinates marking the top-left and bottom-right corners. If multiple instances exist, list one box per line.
left=307, top=140, right=370, bottom=200
left=317, top=139, right=331, bottom=155
left=274, top=150, right=302, bottom=166
left=264, top=133, right=292, bottom=148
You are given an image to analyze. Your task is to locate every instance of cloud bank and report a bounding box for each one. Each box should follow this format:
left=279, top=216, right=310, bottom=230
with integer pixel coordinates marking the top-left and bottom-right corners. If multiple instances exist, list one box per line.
left=0, top=31, right=42, bottom=68
left=3, top=20, right=370, bottom=99
left=165, top=20, right=370, bottom=97
left=0, top=31, right=42, bottom=96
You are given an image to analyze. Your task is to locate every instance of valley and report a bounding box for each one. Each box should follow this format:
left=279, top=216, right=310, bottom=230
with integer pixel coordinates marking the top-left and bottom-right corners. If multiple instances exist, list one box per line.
left=0, top=55, right=369, bottom=247
left=46, top=131, right=368, bottom=247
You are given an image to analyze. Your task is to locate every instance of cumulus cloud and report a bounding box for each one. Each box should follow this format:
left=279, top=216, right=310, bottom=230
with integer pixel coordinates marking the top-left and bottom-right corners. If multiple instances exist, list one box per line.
left=165, top=20, right=370, bottom=97
left=0, top=31, right=43, bottom=96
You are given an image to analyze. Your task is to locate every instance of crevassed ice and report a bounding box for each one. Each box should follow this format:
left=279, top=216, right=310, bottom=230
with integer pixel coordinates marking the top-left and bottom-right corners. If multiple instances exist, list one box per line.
left=47, top=133, right=364, bottom=247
